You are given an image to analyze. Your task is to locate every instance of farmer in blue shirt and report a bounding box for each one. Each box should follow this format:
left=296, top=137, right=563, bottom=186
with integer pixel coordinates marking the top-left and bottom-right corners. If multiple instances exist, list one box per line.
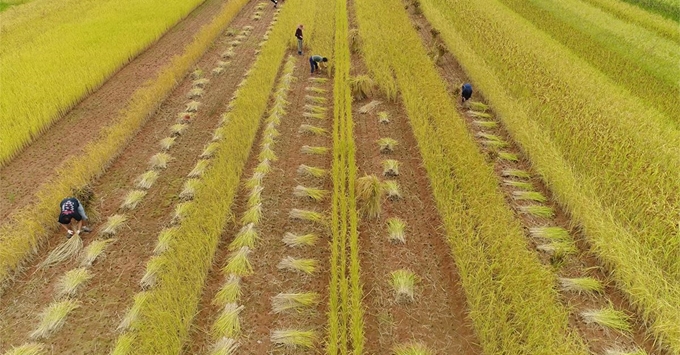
left=309, top=55, right=328, bottom=74
left=461, top=83, right=473, bottom=103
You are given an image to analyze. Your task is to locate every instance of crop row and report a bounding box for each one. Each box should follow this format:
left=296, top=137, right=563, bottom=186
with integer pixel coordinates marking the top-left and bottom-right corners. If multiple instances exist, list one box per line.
left=498, top=0, right=679, bottom=120
left=0, top=0, right=207, bottom=166
left=327, top=0, right=365, bottom=352
left=420, top=0, right=680, bottom=276
left=354, top=0, right=591, bottom=353
left=581, top=0, right=680, bottom=41
left=108, top=1, right=312, bottom=353
left=0, top=0, right=252, bottom=295
left=419, top=0, right=680, bottom=350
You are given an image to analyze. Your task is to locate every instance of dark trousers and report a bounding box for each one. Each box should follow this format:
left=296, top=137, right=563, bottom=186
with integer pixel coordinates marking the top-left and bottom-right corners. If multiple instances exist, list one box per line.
left=310, top=57, right=319, bottom=73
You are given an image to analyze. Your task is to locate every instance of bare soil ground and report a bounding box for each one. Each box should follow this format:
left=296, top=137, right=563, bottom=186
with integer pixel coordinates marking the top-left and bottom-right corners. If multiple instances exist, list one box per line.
left=186, top=54, right=334, bottom=354
left=0, top=1, right=278, bottom=353
left=403, top=2, right=663, bottom=354
left=0, top=0, right=234, bottom=218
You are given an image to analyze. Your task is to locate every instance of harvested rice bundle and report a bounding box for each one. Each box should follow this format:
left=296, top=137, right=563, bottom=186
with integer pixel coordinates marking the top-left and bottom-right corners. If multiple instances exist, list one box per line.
left=229, top=223, right=258, bottom=250
left=169, top=123, right=188, bottom=137
left=278, top=256, right=318, bottom=274
left=297, top=164, right=326, bottom=178
left=377, top=138, right=398, bottom=153
left=3, top=343, right=46, bottom=355
left=558, top=277, right=604, bottom=294
left=212, top=303, right=245, bottom=338
left=349, top=75, right=374, bottom=100
left=214, top=275, right=242, bottom=306
left=55, top=267, right=93, bottom=298
left=81, top=238, right=116, bottom=267
left=120, top=190, right=147, bottom=210
left=154, top=228, right=177, bottom=255
left=241, top=203, right=262, bottom=225
left=100, top=214, right=127, bottom=238
left=289, top=209, right=325, bottom=224
left=208, top=338, right=239, bottom=355
left=30, top=300, right=80, bottom=339
left=383, top=180, right=402, bottom=201
left=38, top=234, right=83, bottom=269
left=180, top=179, right=201, bottom=200
left=136, top=170, right=159, bottom=190
left=390, top=269, right=417, bottom=302
left=193, top=78, right=210, bottom=88
left=382, top=159, right=400, bottom=176
left=580, top=307, right=631, bottom=332
left=159, top=137, right=176, bottom=151
left=301, top=146, right=329, bottom=155
left=271, top=292, right=320, bottom=313
left=188, top=159, right=211, bottom=178
left=356, top=175, right=383, bottom=218
left=117, top=291, right=150, bottom=331
left=282, top=232, right=318, bottom=247
left=299, top=124, right=327, bottom=136
left=201, top=142, right=220, bottom=159
left=140, top=256, right=165, bottom=289
left=222, top=247, right=253, bottom=276
left=386, top=218, right=406, bottom=243
left=185, top=101, right=201, bottom=112
left=293, top=185, right=328, bottom=201
left=271, top=330, right=317, bottom=348
left=149, top=152, right=172, bottom=169
left=187, top=87, right=204, bottom=99
left=393, top=342, right=434, bottom=355
left=378, top=111, right=390, bottom=124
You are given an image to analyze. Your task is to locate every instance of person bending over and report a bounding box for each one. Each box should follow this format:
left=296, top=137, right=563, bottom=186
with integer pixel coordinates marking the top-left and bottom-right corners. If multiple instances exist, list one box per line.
left=309, top=55, right=328, bottom=74
left=461, top=82, right=473, bottom=103
left=58, top=197, right=91, bottom=238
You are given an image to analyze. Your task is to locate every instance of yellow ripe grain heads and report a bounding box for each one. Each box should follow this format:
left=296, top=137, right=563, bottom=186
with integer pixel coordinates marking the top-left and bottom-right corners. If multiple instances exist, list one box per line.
left=512, top=191, right=547, bottom=203
left=188, top=159, right=211, bottom=178
left=244, top=172, right=265, bottom=190
left=191, top=68, right=203, bottom=79
left=117, top=291, right=151, bottom=332
left=193, top=78, right=210, bottom=88
left=357, top=175, right=383, bottom=218
left=468, top=110, right=492, bottom=119
left=247, top=185, right=264, bottom=208
left=270, top=329, right=317, bottom=349
left=149, top=152, right=173, bottom=169
left=303, top=104, right=328, bottom=114
left=172, top=202, right=193, bottom=224
left=140, top=256, right=165, bottom=290
left=383, top=180, right=402, bottom=201
left=469, top=101, right=489, bottom=112
left=558, top=277, right=604, bottom=294
left=377, top=137, right=398, bottom=153
left=293, top=185, right=329, bottom=201
left=305, top=95, right=327, bottom=104
left=473, top=120, right=498, bottom=128
left=382, top=159, right=400, bottom=176
left=277, top=256, right=318, bottom=275
left=390, top=269, right=417, bottom=302
left=120, top=190, right=147, bottom=211
left=229, top=223, right=259, bottom=251
left=282, top=232, right=318, bottom=247
left=212, top=67, right=226, bottom=76
left=201, top=142, right=220, bottom=159
left=359, top=100, right=382, bottom=114
left=3, top=343, right=46, bottom=355
left=378, top=111, right=390, bottom=124
left=297, top=164, right=327, bottom=178
left=289, top=209, right=325, bottom=224
left=208, top=337, right=240, bottom=355
left=302, top=111, right=326, bottom=120
left=185, top=101, right=201, bottom=113
left=258, top=145, right=278, bottom=162
left=222, top=48, right=236, bottom=59
left=387, top=217, right=406, bottom=244
left=214, top=275, right=242, bottom=307
left=498, top=151, right=519, bottom=162
left=520, top=205, right=555, bottom=218
left=240, top=203, right=262, bottom=225
left=211, top=303, right=245, bottom=339
left=580, top=307, right=632, bottom=332
left=254, top=159, right=272, bottom=174
left=604, top=349, right=647, bottom=355
left=271, top=292, right=320, bottom=313
left=38, top=234, right=83, bottom=270
left=299, top=124, right=328, bottom=136
left=55, top=267, right=93, bottom=299
left=180, top=179, right=202, bottom=201
left=349, top=75, right=375, bottom=100
left=187, top=87, right=204, bottom=99
left=30, top=300, right=80, bottom=339
left=393, top=342, right=435, bottom=355
left=81, top=238, right=116, bottom=267
left=222, top=247, right=253, bottom=276
left=100, top=214, right=127, bottom=238
left=154, top=228, right=177, bottom=255
left=159, top=137, right=176, bottom=151
left=136, top=170, right=160, bottom=190
left=503, top=179, right=533, bottom=190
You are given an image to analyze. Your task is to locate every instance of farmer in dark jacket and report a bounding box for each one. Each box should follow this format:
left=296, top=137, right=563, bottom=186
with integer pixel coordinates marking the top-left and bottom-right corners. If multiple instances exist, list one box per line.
left=58, top=197, right=91, bottom=238
left=295, top=24, right=304, bottom=55
left=309, top=55, right=328, bottom=74
left=461, top=83, right=473, bottom=103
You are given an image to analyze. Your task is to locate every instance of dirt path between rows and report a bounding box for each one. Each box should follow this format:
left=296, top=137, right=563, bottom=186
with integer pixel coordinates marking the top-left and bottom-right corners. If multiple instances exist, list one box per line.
left=186, top=54, right=335, bottom=355
left=0, top=0, right=229, bottom=218
left=0, top=1, right=277, bottom=353
left=402, top=2, right=662, bottom=354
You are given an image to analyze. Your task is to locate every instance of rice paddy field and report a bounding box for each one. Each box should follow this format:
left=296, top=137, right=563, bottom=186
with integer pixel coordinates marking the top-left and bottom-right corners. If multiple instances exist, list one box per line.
left=0, top=0, right=677, bottom=354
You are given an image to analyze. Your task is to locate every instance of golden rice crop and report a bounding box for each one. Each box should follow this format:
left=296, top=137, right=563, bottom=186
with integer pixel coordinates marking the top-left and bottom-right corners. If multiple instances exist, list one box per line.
left=117, top=291, right=150, bottom=332
left=213, top=275, right=242, bottom=307
left=355, top=0, right=590, bottom=352
left=55, top=267, right=93, bottom=298
left=136, top=170, right=160, bottom=190
left=356, top=175, right=383, bottom=218
left=277, top=256, right=318, bottom=274
left=270, top=329, right=317, bottom=348
left=211, top=303, right=244, bottom=339
left=2, top=343, right=46, bottom=355
left=390, top=269, right=417, bottom=302
left=30, top=299, right=80, bottom=339
left=208, top=338, right=239, bottom=355
left=228, top=223, right=258, bottom=250
left=420, top=0, right=680, bottom=348
left=271, top=292, right=320, bottom=313
left=581, top=307, right=632, bottom=332
left=282, top=232, right=318, bottom=247
left=120, top=190, right=147, bottom=210
left=80, top=238, right=116, bottom=267
left=0, top=0, right=206, bottom=167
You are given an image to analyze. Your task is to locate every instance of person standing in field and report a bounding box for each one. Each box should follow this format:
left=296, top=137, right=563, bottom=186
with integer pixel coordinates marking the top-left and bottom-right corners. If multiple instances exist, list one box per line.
left=270, top=0, right=278, bottom=8
left=58, top=197, right=91, bottom=238
left=461, top=82, right=473, bottom=103
left=309, top=55, right=328, bottom=74
left=295, top=24, right=304, bottom=55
